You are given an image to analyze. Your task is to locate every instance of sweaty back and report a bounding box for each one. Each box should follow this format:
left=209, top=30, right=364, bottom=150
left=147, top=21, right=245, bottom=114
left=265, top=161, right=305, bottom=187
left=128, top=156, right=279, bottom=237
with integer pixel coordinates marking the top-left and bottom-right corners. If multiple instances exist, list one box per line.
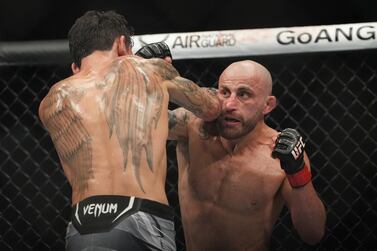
left=40, top=56, right=170, bottom=204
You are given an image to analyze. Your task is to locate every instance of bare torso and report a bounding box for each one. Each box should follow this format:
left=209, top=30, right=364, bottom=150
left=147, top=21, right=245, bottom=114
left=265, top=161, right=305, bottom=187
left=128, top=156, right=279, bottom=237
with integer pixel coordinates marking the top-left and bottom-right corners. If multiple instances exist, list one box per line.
left=177, top=117, right=286, bottom=251
left=39, top=56, right=169, bottom=205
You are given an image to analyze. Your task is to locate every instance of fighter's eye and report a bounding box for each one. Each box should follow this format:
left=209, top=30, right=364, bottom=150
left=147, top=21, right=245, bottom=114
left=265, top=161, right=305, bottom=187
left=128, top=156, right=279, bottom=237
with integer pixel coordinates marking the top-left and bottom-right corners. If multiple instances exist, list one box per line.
left=238, top=91, right=251, bottom=99
left=220, top=90, right=230, bottom=98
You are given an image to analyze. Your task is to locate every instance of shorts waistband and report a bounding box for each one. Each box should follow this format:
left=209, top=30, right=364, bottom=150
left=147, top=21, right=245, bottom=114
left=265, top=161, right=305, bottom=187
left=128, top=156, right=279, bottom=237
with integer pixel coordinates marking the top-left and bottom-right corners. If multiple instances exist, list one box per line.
left=71, top=195, right=174, bottom=234
left=138, top=198, right=174, bottom=221
left=72, top=195, right=174, bottom=221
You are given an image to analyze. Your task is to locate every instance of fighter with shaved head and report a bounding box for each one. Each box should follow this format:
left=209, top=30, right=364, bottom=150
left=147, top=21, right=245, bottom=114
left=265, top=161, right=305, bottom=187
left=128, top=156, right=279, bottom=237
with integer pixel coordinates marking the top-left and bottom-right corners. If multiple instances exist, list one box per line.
left=168, top=60, right=326, bottom=251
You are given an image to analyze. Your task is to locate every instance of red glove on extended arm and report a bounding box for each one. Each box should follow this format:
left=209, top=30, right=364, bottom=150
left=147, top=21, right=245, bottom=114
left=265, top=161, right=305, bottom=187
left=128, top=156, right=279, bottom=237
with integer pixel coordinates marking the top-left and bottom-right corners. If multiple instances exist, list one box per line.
left=272, top=128, right=311, bottom=188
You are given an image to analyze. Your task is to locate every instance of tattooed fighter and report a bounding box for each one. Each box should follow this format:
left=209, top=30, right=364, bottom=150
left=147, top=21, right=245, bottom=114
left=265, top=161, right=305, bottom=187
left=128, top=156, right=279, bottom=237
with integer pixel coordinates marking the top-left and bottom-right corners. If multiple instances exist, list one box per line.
left=38, top=10, right=220, bottom=251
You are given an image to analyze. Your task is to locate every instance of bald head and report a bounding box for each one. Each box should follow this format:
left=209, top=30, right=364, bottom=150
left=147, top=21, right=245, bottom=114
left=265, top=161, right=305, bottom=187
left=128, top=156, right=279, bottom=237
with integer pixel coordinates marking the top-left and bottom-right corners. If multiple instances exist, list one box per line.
left=216, top=60, right=277, bottom=139
left=219, top=60, right=273, bottom=96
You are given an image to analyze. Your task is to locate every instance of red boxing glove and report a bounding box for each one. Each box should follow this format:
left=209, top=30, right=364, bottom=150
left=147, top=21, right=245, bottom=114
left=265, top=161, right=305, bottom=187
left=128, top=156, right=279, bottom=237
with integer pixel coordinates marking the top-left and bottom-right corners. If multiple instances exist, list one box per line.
left=272, top=128, right=311, bottom=188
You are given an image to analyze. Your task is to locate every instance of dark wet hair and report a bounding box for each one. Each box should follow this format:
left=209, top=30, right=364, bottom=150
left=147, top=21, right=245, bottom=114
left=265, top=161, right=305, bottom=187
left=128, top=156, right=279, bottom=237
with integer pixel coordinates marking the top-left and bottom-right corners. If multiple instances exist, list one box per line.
left=68, top=10, right=134, bottom=67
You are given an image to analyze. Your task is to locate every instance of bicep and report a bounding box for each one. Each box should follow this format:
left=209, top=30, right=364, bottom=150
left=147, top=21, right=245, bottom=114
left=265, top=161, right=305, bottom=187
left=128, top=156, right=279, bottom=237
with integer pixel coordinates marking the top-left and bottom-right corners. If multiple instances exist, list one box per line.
left=149, top=59, right=199, bottom=109
left=165, top=76, right=203, bottom=112
left=165, top=76, right=220, bottom=121
left=151, top=59, right=220, bottom=121
left=168, top=108, right=191, bottom=140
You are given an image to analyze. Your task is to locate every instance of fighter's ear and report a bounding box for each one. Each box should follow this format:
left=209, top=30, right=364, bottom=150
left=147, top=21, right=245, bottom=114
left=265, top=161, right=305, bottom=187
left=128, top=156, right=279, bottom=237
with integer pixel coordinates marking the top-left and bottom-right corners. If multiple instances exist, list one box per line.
left=117, top=35, right=128, bottom=56
left=71, top=62, right=80, bottom=74
left=263, top=95, right=277, bottom=115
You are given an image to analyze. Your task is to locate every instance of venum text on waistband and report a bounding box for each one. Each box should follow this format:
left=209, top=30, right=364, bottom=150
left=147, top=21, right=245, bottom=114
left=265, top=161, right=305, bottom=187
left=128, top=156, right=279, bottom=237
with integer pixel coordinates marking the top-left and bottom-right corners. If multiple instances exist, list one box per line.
left=83, top=203, right=118, bottom=217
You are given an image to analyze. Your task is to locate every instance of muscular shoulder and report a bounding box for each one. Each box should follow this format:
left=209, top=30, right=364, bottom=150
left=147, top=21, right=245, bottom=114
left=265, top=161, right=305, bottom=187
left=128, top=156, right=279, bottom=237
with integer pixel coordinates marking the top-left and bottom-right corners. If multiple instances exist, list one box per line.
left=39, top=83, right=59, bottom=124
left=259, top=125, right=279, bottom=146
left=142, top=57, right=178, bottom=80
left=41, top=79, right=67, bottom=104
left=47, top=78, right=77, bottom=102
left=120, top=56, right=175, bottom=74
left=39, top=78, right=75, bottom=121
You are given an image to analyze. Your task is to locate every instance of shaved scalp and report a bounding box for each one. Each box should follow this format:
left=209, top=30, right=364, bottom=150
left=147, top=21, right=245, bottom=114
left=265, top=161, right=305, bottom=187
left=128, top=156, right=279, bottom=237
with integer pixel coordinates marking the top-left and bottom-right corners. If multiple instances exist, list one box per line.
left=219, top=60, right=273, bottom=96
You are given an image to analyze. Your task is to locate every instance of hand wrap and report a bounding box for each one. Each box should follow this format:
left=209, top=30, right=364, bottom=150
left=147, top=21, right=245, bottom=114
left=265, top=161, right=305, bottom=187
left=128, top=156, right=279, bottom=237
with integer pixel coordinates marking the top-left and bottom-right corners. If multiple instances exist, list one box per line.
left=272, top=128, right=311, bottom=188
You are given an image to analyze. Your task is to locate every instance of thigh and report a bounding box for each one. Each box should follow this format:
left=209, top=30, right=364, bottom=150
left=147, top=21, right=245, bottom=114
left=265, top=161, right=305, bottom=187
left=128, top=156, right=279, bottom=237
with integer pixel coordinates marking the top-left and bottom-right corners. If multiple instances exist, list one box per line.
left=65, top=222, right=153, bottom=251
left=119, top=212, right=176, bottom=251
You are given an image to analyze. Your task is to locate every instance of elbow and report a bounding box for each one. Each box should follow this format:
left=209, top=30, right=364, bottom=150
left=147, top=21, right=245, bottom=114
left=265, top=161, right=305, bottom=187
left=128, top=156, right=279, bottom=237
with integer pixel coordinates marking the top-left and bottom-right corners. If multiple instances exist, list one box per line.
left=202, top=109, right=220, bottom=122
left=293, top=212, right=326, bottom=245
left=202, top=98, right=221, bottom=121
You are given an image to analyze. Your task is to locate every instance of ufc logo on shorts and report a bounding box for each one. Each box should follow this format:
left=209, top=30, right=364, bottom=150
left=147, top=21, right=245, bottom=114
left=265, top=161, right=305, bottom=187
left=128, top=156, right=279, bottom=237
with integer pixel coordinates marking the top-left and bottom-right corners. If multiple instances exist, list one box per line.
left=291, top=137, right=305, bottom=159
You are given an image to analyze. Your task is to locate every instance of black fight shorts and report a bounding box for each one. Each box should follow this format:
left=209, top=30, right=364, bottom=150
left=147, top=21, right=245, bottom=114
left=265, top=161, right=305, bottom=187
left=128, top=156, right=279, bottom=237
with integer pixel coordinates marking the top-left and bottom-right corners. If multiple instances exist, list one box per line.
left=65, top=195, right=176, bottom=251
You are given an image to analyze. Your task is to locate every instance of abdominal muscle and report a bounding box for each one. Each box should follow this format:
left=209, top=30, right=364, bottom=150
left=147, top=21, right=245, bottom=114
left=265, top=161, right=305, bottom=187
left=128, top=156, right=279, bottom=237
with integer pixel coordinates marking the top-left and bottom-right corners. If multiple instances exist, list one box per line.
left=178, top=160, right=273, bottom=251
left=180, top=198, right=270, bottom=251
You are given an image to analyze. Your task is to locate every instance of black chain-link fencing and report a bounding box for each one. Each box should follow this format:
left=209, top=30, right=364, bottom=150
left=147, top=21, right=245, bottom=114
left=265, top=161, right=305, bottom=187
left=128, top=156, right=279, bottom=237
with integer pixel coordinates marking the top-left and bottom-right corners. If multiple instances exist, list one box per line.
left=1, top=49, right=376, bottom=251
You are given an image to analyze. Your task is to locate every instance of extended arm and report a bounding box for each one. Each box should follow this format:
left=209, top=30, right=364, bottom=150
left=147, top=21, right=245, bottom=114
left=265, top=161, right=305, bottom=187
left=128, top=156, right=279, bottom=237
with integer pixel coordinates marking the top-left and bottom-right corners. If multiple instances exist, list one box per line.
left=136, top=42, right=220, bottom=121
left=150, top=58, right=220, bottom=121
left=167, top=75, right=220, bottom=121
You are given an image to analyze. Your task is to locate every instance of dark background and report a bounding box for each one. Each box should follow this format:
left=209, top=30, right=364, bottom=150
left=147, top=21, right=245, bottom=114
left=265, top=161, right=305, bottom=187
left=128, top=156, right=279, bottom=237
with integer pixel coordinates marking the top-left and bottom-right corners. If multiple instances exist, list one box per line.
left=1, top=1, right=377, bottom=251
left=0, top=0, right=376, bottom=41
left=1, top=48, right=376, bottom=251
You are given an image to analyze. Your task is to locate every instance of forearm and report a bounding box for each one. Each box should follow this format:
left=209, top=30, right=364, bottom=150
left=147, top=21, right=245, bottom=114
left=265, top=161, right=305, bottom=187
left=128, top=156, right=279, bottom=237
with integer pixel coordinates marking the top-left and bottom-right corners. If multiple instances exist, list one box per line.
left=273, top=129, right=326, bottom=244
left=153, top=57, right=221, bottom=120
left=289, top=182, right=326, bottom=245
left=168, top=77, right=221, bottom=121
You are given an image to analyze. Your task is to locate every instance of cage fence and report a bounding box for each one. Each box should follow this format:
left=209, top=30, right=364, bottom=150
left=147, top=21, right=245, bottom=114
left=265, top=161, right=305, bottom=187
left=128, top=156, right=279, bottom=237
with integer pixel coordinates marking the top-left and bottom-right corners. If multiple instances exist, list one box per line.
left=1, top=46, right=376, bottom=251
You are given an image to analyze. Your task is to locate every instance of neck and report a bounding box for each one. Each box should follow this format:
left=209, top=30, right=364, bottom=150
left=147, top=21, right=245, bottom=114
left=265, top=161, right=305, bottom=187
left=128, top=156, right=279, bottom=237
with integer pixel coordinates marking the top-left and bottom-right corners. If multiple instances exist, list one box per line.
left=80, top=50, right=123, bottom=72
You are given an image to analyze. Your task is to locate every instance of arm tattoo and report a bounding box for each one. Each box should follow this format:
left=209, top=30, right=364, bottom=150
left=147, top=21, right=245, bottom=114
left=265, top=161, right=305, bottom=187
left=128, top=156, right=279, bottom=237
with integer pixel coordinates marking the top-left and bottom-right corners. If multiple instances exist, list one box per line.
left=172, top=78, right=215, bottom=117
left=168, top=110, right=178, bottom=130
left=101, top=59, right=165, bottom=192
left=168, top=109, right=189, bottom=130
left=150, top=59, right=179, bottom=80
left=168, top=109, right=189, bottom=140
left=43, top=88, right=93, bottom=197
left=151, top=59, right=218, bottom=117
left=207, top=87, right=218, bottom=95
